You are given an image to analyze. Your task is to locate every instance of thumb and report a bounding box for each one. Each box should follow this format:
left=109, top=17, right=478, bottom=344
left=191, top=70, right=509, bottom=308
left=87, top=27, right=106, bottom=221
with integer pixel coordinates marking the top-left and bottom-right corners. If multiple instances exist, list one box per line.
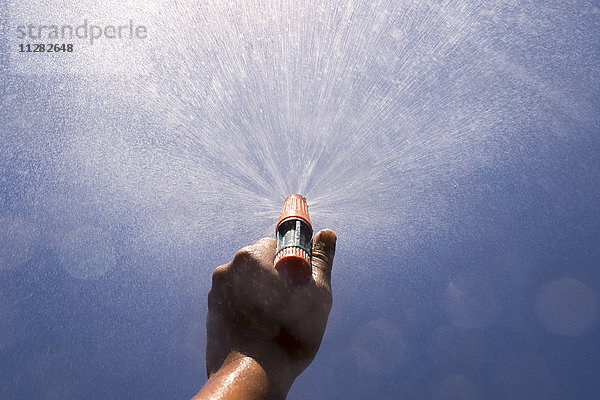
left=311, top=229, right=337, bottom=288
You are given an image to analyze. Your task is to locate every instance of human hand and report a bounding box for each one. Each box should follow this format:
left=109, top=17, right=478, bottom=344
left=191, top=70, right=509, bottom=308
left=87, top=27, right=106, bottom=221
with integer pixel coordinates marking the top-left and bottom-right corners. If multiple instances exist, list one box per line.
left=205, top=229, right=336, bottom=399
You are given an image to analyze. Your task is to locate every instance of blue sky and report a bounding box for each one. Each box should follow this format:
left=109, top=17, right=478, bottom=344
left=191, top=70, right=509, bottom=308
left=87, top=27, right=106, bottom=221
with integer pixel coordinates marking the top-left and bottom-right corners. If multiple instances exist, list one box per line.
left=1, top=1, right=600, bottom=399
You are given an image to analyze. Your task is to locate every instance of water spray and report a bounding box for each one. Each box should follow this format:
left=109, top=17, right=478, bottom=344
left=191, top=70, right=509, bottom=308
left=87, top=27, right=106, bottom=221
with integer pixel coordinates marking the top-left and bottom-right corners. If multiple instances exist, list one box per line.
left=274, top=194, right=313, bottom=281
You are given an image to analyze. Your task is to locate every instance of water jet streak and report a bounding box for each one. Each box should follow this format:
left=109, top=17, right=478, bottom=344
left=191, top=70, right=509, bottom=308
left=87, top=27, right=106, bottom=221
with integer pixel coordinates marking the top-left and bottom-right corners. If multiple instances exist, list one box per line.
left=3, top=0, right=599, bottom=278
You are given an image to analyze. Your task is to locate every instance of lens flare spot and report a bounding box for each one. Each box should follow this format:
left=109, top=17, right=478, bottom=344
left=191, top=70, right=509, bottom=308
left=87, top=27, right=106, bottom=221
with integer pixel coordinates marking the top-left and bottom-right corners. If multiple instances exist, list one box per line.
left=534, top=277, right=598, bottom=336
left=349, top=318, right=406, bottom=375
left=0, top=214, right=39, bottom=271
left=58, top=226, right=116, bottom=280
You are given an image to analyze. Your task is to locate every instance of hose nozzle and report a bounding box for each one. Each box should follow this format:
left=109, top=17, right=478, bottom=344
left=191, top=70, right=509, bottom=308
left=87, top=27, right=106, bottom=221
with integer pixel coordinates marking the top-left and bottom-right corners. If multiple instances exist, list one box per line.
left=274, top=194, right=313, bottom=281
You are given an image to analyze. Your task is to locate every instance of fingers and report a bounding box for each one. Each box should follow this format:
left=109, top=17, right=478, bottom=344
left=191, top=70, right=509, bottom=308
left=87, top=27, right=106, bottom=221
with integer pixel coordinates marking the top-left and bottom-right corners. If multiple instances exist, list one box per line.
left=233, top=237, right=277, bottom=265
left=311, top=229, right=337, bottom=288
left=253, top=237, right=277, bottom=260
left=212, top=237, right=276, bottom=297
left=223, top=237, right=279, bottom=305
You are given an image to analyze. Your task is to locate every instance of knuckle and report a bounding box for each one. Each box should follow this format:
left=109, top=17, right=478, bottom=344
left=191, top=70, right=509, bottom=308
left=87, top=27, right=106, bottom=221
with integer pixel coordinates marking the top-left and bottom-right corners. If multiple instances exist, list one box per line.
left=311, top=248, right=330, bottom=265
left=233, top=246, right=254, bottom=263
left=256, top=237, right=276, bottom=247
left=211, top=264, right=229, bottom=285
left=312, top=257, right=331, bottom=279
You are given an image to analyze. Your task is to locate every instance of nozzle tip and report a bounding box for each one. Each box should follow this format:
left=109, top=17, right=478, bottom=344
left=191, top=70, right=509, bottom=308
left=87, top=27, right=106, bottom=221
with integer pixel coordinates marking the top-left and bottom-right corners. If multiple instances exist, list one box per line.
left=277, top=194, right=312, bottom=228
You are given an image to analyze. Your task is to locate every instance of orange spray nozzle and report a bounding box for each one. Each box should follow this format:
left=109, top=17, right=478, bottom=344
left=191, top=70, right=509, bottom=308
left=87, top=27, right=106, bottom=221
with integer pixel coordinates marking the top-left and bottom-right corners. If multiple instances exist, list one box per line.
left=274, top=194, right=313, bottom=281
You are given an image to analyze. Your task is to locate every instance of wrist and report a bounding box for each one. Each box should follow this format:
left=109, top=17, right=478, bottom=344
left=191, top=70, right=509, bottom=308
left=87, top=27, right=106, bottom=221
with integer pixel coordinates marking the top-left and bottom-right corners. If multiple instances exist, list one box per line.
left=193, top=352, right=269, bottom=400
left=227, top=351, right=294, bottom=400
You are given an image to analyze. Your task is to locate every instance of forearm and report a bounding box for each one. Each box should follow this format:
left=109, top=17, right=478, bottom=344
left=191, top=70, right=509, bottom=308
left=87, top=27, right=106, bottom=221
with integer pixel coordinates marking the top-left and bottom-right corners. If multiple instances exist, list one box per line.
left=191, top=352, right=289, bottom=400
